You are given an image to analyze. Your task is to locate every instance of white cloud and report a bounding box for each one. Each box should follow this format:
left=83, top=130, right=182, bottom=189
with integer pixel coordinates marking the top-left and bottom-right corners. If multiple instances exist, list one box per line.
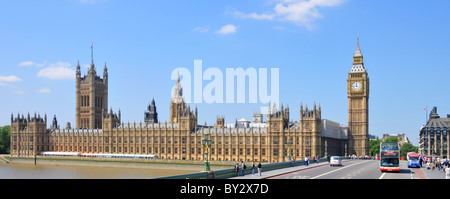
left=233, top=11, right=275, bottom=20
left=37, top=88, right=51, bottom=94
left=216, top=24, right=238, bottom=35
left=234, top=0, right=347, bottom=30
left=0, top=75, right=22, bottom=82
left=19, top=61, right=35, bottom=67
left=14, top=90, right=25, bottom=95
left=194, top=27, right=209, bottom=33
left=37, top=62, right=75, bottom=80
left=19, top=60, right=47, bottom=67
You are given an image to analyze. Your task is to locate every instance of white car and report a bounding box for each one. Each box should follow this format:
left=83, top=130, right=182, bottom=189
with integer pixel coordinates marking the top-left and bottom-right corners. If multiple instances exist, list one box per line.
left=330, top=156, right=342, bottom=166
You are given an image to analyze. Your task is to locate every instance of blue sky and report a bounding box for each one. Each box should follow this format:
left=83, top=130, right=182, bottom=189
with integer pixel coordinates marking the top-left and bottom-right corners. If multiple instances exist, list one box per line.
left=1, top=0, right=450, bottom=146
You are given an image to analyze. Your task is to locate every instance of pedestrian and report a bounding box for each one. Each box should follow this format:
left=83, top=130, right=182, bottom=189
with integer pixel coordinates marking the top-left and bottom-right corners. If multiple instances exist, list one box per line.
left=252, top=162, right=255, bottom=176
left=291, top=158, right=294, bottom=167
left=313, top=156, right=316, bottom=164
left=419, top=156, right=423, bottom=168
left=258, top=162, right=262, bottom=176
left=304, top=157, right=309, bottom=166
left=437, top=157, right=442, bottom=171
left=446, top=165, right=450, bottom=179
left=241, top=161, right=245, bottom=176
left=235, top=163, right=240, bottom=176
left=316, top=156, right=319, bottom=164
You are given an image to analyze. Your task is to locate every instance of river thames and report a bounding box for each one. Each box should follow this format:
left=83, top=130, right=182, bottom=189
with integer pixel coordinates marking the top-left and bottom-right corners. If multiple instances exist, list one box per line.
left=0, top=163, right=194, bottom=179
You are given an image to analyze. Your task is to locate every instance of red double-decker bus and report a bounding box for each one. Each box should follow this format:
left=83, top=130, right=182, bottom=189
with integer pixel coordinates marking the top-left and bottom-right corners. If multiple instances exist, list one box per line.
left=380, top=142, right=400, bottom=172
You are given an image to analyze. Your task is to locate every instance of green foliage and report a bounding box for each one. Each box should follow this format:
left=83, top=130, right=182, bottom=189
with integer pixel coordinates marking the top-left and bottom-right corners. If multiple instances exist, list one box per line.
left=384, top=137, right=399, bottom=143
left=0, top=126, right=11, bottom=154
left=400, top=143, right=418, bottom=159
left=369, top=139, right=381, bottom=156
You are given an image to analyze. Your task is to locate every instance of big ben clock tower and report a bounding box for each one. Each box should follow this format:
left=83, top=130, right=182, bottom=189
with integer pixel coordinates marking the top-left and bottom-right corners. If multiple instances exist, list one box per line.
left=347, top=36, right=369, bottom=156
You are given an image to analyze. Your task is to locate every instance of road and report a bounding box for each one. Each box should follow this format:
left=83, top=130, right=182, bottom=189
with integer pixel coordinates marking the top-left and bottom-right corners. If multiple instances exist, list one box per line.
left=269, top=159, right=437, bottom=179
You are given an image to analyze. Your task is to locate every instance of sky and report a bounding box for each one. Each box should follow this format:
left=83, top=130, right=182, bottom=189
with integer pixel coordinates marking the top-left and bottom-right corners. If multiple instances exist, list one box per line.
left=1, top=0, right=450, bottom=146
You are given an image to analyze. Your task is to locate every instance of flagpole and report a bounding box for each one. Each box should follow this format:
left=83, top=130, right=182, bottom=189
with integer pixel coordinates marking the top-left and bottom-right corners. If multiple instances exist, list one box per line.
left=91, top=42, right=93, bottom=62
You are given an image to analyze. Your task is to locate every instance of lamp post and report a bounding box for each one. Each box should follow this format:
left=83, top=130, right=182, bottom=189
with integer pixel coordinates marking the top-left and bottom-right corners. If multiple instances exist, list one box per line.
left=345, top=144, right=348, bottom=157
left=286, top=138, right=293, bottom=161
left=202, top=132, right=211, bottom=171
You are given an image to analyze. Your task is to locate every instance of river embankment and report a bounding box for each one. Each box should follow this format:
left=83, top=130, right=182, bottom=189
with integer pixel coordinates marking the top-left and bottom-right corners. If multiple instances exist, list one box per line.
left=0, top=154, right=235, bottom=172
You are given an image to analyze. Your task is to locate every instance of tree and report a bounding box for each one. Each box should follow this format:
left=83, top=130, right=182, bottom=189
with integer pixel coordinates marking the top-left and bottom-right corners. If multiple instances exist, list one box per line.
left=0, top=126, right=11, bottom=154
left=369, top=139, right=381, bottom=157
left=400, top=143, right=418, bottom=159
left=384, top=137, right=399, bottom=143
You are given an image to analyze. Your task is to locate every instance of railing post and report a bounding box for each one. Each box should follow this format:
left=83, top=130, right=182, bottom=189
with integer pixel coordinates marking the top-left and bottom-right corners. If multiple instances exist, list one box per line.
left=207, top=171, right=215, bottom=179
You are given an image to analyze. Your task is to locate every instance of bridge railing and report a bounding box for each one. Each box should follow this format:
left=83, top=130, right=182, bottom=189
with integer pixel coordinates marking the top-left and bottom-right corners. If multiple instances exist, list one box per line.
left=156, top=157, right=330, bottom=179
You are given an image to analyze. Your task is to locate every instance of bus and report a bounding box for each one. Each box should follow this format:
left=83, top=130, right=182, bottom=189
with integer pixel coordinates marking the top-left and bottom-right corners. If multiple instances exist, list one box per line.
left=380, top=142, right=400, bottom=172
left=407, top=152, right=420, bottom=168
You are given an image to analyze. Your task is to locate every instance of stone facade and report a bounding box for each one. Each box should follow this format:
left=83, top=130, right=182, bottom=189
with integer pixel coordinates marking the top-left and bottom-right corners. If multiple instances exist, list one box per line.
left=75, top=57, right=108, bottom=129
left=347, top=37, right=370, bottom=156
left=419, top=107, right=450, bottom=157
left=10, top=44, right=367, bottom=162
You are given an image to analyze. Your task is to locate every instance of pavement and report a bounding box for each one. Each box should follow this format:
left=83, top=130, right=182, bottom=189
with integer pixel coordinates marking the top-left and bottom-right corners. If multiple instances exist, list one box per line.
left=228, top=160, right=332, bottom=179
left=229, top=160, right=448, bottom=179
left=420, top=165, right=447, bottom=179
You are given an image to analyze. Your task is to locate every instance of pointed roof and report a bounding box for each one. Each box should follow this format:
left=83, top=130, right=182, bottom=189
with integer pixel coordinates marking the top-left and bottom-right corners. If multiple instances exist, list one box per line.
left=353, top=35, right=363, bottom=58
left=89, top=42, right=96, bottom=75
left=349, top=35, right=366, bottom=73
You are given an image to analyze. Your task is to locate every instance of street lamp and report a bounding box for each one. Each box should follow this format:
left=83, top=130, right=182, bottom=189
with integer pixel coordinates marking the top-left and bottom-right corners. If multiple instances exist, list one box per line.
left=202, top=132, right=212, bottom=171
left=286, top=138, right=293, bottom=161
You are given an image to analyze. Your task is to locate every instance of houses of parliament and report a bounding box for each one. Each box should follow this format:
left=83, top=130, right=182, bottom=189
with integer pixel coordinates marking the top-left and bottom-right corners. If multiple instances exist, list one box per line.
left=10, top=39, right=370, bottom=163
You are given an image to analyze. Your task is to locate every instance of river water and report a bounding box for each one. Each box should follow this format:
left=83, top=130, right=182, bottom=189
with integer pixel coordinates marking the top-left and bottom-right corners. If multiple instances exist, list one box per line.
left=0, top=163, right=194, bottom=179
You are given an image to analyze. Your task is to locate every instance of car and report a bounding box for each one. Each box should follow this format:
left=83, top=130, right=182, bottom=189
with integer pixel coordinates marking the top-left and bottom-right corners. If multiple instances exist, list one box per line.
left=330, top=156, right=342, bottom=166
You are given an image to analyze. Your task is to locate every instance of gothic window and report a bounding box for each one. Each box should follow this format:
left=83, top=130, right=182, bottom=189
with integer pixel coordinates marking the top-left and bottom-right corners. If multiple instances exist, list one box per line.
left=306, top=123, right=311, bottom=131
left=273, top=136, right=279, bottom=145
left=305, top=137, right=311, bottom=145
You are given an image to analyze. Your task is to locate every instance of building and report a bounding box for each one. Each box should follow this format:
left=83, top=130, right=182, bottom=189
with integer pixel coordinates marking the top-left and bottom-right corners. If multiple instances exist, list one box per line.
left=347, top=36, right=370, bottom=156
left=75, top=55, right=108, bottom=129
left=144, top=99, right=158, bottom=124
left=10, top=39, right=369, bottom=162
left=419, top=107, right=450, bottom=157
left=381, top=134, right=411, bottom=146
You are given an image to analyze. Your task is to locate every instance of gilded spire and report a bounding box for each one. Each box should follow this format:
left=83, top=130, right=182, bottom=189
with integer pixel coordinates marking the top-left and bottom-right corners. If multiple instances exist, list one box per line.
left=353, top=34, right=362, bottom=58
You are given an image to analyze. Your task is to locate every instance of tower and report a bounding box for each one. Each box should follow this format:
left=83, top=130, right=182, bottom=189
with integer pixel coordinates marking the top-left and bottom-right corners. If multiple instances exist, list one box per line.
left=10, top=113, right=47, bottom=156
left=75, top=44, right=108, bottom=129
left=347, top=36, right=370, bottom=156
left=145, top=98, right=158, bottom=124
left=300, top=103, right=322, bottom=158
left=169, top=72, right=197, bottom=130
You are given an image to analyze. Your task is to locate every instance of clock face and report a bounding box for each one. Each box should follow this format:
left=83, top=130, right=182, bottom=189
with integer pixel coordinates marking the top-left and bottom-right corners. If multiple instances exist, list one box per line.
left=351, top=81, right=362, bottom=92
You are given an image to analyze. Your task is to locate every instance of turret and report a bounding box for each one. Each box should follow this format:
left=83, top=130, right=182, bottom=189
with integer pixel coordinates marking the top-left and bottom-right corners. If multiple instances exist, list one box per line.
left=103, top=62, right=108, bottom=84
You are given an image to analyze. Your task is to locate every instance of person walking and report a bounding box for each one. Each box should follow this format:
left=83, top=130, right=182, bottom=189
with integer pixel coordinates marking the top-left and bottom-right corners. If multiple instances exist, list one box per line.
left=304, top=157, right=309, bottom=166
left=258, top=162, right=262, bottom=176
left=252, top=162, right=255, bottom=176
left=235, top=163, right=240, bottom=176
left=437, top=157, right=442, bottom=171
left=419, top=156, right=423, bottom=168
left=446, top=165, right=450, bottom=179
left=241, top=161, right=245, bottom=176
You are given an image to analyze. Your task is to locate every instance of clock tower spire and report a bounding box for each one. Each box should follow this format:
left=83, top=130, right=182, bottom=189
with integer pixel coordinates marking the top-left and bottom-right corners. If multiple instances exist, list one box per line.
left=347, top=35, right=370, bottom=157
